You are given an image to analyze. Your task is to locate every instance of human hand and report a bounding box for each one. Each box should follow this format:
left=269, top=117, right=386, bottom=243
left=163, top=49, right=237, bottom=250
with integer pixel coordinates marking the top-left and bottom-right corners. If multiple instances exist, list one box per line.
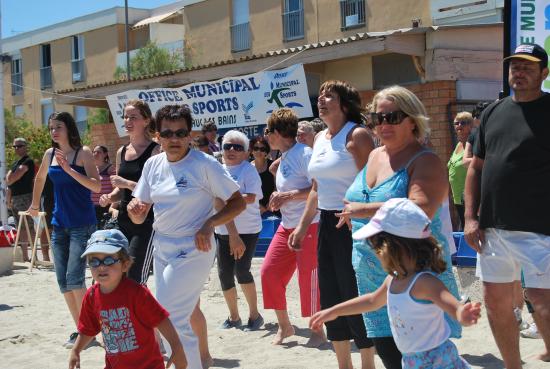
left=110, top=175, right=128, bottom=189
left=166, top=348, right=187, bottom=369
left=458, top=301, right=482, bottom=326
left=229, top=234, right=245, bottom=260
left=464, top=218, right=485, bottom=253
left=27, top=205, right=40, bottom=217
left=309, top=308, right=338, bottom=331
left=195, top=221, right=214, bottom=252
left=55, top=149, right=72, bottom=173
left=68, top=349, right=81, bottom=369
left=269, top=191, right=294, bottom=211
left=99, top=194, right=112, bottom=207
left=127, top=198, right=148, bottom=219
left=288, top=227, right=306, bottom=251
left=335, top=200, right=357, bottom=230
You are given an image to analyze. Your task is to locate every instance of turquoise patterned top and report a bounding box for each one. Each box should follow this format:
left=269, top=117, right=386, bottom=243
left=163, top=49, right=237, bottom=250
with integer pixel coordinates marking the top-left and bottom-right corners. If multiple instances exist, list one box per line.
left=345, top=150, right=462, bottom=338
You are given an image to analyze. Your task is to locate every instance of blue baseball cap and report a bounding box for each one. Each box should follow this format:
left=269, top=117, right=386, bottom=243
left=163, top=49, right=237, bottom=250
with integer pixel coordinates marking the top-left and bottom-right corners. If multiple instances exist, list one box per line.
left=81, top=229, right=129, bottom=258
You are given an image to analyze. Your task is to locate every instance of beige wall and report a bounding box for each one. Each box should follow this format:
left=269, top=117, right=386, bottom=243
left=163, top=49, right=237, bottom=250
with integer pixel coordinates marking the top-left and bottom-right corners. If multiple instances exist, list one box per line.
left=184, top=0, right=433, bottom=67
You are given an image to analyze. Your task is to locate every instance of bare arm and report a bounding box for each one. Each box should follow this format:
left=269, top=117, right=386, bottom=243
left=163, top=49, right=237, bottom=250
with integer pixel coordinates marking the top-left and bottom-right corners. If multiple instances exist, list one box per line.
left=268, top=185, right=312, bottom=211
left=407, top=153, right=448, bottom=219
left=462, top=142, right=474, bottom=167
left=6, top=165, right=29, bottom=186
left=412, top=274, right=481, bottom=326
left=127, top=199, right=152, bottom=225
left=310, top=276, right=389, bottom=330
left=242, top=193, right=256, bottom=205
left=56, top=147, right=101, bottom=193
left=463, top=156, right=485, bottom=251
left=157, top=318, right=187, bottom=369
left=214, top=197, right=245, bottom=260
left=347, top=126, right=375, bottom=170
left=288, top=180, right=320, bottom=249
left=28, top=150, right=51, bottom=216
left=68, top=333, right=95, bottom=369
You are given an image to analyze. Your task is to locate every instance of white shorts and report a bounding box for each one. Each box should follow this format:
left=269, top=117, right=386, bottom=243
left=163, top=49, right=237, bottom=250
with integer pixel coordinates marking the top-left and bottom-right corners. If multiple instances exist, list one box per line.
left=476, top=228, right=550, bottom=288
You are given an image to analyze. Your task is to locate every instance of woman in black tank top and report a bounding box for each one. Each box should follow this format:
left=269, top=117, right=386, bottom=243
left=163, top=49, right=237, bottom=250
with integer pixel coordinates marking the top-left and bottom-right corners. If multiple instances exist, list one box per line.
left=98, top=100, right=159, bottom=284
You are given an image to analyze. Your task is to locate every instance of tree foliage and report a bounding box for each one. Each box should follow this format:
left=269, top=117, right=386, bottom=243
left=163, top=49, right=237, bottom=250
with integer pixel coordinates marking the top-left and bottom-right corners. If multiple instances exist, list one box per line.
left=87, top=108, right=110, bottom=126
left=114, top=41, right=184, bottom=80
left=4, top=109, right=51, bottom=166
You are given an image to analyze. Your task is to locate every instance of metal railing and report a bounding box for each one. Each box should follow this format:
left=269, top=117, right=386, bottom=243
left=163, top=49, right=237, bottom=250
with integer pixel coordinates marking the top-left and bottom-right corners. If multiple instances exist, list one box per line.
left=72, top=59, right=85, bottom=83
left=40, top=66, right=52, bottom=89
left=11, top=72, right=23, bottom=95
left=282, top=8, right=304, bottom=41
left=231, top=22, right=251, bottom=52
left=340, top=0, right=365, bottom=30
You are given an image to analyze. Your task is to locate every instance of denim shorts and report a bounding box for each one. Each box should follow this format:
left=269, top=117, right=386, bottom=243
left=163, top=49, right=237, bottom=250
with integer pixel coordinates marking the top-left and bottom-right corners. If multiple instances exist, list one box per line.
left=51, top=224, right=96, bottom=293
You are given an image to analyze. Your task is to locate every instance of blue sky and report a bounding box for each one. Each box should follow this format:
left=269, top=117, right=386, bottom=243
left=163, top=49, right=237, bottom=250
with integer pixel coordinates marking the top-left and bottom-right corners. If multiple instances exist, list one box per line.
left=1, top=0, right=176, bottom=38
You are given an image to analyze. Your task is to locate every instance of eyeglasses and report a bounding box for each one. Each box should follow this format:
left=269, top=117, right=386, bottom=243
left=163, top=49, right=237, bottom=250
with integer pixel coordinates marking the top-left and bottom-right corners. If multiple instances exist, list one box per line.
left=88, top=256, right=121, bottom=268
left=12, top=145, right=25, bottom=149
left=453, top=120, right=471, bottom=126
left=264, top=127, right=274, bottom=136
left=252, top=146, right=269, bottom=153
left=370, top=111, right=408, bottom=126
left=159, top=128, right=189, bottom=139
left=223, top=143, right=245, bottom=152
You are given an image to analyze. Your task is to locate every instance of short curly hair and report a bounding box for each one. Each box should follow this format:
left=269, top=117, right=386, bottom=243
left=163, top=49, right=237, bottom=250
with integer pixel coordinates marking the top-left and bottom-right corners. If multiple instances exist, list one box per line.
left=154, top=105, right=193, bottom=132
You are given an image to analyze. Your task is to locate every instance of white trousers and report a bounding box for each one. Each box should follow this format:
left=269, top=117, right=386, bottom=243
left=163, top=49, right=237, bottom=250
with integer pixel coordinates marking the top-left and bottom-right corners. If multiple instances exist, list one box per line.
left=153, top=234, right=215, bottom=369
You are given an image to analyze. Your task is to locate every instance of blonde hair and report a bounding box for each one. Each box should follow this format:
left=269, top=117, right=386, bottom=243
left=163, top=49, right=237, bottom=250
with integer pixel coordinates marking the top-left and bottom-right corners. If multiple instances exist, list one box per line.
left=455, top=111, right=473, bottom=124
left=372, top=86, right=430, bottom=140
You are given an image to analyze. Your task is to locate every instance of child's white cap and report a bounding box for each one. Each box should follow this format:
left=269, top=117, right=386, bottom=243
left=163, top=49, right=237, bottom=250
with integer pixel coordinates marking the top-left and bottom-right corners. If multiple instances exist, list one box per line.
left=352, top=198, right=431, bottom=240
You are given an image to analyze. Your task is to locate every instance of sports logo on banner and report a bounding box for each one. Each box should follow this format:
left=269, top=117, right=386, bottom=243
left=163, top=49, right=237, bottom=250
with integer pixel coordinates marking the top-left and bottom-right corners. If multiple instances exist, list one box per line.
left=106, top=64, right=312, bottom=137
left=510, top=0, right=550, bottom=91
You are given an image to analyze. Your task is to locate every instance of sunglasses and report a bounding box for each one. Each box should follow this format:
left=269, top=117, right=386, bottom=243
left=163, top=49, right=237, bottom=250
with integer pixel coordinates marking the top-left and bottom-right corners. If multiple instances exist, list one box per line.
left=159, top=128, right=189, bottom=139
left=88, top=256, right=121, bottom=268
left=453, top=120, right=471, bottom=126
left=252, top=146, right=269, bottom=153
left=370, top=111, right=408, bottom=126
left=223, top=143, right=245, bottom=152
left=12, top=144, right=25, bottom=149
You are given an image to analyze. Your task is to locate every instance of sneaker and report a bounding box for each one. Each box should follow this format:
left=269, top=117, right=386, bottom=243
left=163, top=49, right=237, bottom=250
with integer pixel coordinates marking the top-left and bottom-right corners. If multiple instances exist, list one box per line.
left=220, top=318, right=242, bottom=329
left=521, top=323, right=541, bottom=339
left=243, top=314, right=264, bottom=332
left=63, top=332, right=79, bottom=349
left=514, top=307, right=524, bottom=327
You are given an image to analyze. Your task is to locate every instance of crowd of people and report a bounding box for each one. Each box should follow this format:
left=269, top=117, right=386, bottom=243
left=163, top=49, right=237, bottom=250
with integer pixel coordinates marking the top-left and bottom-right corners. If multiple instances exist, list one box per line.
left=5, top=42, right=549, bottom=369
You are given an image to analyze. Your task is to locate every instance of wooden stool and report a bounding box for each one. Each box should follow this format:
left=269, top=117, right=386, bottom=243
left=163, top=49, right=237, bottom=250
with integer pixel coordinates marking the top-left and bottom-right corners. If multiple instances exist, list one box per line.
left=13, top=211, right=52, bottom=271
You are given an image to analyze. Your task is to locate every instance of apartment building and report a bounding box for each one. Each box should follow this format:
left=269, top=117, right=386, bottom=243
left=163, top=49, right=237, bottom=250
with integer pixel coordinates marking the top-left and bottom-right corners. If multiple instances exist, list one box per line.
left=54, top=0, right=504, bottom=160
left=1, top=1, right=195, bottom=130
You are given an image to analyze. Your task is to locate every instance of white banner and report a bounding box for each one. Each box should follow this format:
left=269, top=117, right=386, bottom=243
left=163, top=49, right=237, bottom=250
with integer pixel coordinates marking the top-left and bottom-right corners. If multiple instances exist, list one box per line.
left=511, top=0, right=550, bottom=91
left=106, top=64, right=313, bottom=137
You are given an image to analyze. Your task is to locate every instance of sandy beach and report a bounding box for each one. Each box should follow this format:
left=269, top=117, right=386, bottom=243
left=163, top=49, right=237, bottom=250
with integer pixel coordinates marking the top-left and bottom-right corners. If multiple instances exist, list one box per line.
left=0, top=258, right=548, bottom=369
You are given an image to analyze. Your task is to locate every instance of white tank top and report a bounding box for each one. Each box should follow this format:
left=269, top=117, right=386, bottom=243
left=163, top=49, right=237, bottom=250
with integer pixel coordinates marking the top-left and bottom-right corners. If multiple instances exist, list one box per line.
left=308, top=122, right=358, bottom=210
left=387, top=272, right=451, bottom=354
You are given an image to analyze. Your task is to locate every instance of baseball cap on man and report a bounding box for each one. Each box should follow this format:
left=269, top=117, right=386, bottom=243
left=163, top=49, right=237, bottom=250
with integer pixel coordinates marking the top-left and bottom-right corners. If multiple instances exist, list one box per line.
left=352, top=198, right=431, bottom=240
left=503, top=43, right=548, bottom=66
left=81, top=229, right=129, bottom=258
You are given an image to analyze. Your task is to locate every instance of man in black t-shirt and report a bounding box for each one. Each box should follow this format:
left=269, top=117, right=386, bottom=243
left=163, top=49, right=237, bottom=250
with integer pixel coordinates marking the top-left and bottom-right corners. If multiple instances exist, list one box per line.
left=6, top=138, right=35, bottom=262
left=464, top=43, right=550, bottom=367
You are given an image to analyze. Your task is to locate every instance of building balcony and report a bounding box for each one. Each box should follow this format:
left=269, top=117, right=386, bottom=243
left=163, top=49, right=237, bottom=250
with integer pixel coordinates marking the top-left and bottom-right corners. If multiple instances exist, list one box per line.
left=431, top=0, right=504, bottom=25
left=40, top=66, right=52, bottom=89
left=282, top=8, right=304, bottom=42
left=72, top=59, right=86, bottom=83
left=11, top=73, right=23, bottom=96
left=231, top=22, right=251, bottom=52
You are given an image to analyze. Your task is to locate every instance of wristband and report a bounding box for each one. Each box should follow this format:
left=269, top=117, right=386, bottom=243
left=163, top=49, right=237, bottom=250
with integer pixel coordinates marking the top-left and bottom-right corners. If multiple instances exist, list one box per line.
left=30, top=206, right=39, bottom=211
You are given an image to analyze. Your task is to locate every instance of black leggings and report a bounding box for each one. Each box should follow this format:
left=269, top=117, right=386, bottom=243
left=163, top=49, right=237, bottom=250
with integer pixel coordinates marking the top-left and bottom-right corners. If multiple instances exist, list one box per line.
left=216, top=233, right=259, bottom=291
left=317, top=210, right=373, bottom=349
left=372, top=337, right=402, bottom=369
left=118, top=213, right=154, bottom=285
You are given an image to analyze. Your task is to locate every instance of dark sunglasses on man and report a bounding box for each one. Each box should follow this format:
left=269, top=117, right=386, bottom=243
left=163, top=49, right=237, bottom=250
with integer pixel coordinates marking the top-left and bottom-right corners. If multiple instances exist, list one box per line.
left=159, top=128, right=189, bottom=139
left=370, top=111, right=408, bottom=126
left=12, top=144, right=25, bottom=149
left=223, top=143, right=245, bottom=152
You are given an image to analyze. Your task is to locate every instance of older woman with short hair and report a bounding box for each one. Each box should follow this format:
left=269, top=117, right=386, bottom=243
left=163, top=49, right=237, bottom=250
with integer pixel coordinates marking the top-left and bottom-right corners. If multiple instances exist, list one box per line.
left=215, top=130, right=264, bottom=332
left=338, top=85, right=462, bottom=369
left=296, top=120, right=316, bottom=147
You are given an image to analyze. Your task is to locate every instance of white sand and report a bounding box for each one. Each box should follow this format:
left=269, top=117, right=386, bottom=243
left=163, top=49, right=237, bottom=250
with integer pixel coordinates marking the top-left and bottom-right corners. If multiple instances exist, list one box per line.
left=0, top=259, right=548, bottom=369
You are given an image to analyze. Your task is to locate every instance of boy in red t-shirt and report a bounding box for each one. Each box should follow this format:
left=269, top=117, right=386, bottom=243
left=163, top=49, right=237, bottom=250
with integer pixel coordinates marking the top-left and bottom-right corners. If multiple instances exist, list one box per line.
left=69, top=229, right=187, bottom=369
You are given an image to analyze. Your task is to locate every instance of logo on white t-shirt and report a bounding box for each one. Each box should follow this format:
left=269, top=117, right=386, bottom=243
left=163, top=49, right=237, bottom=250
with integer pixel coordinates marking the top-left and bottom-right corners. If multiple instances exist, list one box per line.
left=176, top=175, right=188, bottom=188
left=281, top=164, right=290, bottom=178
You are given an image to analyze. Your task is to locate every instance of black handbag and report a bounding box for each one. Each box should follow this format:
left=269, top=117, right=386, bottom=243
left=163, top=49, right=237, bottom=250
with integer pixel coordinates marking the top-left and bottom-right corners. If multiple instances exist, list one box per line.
left=101, top=213, right=120, bottom=230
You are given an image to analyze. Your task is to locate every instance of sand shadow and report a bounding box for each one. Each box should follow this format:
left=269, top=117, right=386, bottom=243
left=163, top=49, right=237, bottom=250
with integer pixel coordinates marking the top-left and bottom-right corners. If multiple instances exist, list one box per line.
left=211, top=358, right=241, bottom=368
left=261, top=323, right=333, bottom=351
left=462, top=353, right=505, bottom=368
left=0, top=304, right=16, bottom=311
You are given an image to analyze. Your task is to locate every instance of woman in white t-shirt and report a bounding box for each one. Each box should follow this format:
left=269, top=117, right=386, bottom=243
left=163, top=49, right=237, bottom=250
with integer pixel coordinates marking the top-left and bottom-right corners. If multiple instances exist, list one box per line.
left=215, top=130, right=265, bottom=332
left=260, top=108, right=326, bottom=346
left=128, top=105, right=246, bottom=369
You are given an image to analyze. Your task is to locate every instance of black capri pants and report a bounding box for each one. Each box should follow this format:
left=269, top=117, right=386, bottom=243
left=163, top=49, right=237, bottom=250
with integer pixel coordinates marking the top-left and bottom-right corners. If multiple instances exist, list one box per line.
left=118, top=212, right=155, bottom=285
left=216, top=233, right=259, bottom=291
left=318, top=210, right=373, bottom=348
